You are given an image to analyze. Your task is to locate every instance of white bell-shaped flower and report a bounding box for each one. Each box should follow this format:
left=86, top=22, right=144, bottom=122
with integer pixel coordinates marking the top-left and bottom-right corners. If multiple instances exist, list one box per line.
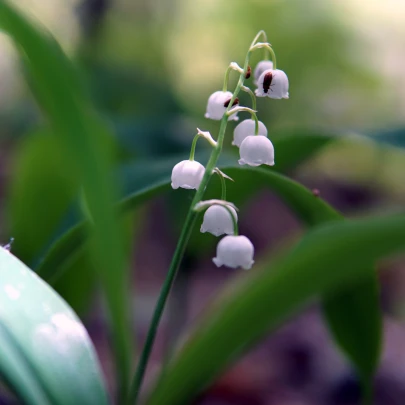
left=238, top=135, right=274, bottom=167
left=255, top=69, right=289, bottom=99
left=200, top=204, right=238, bottom=237
left=232, top=119, right=268, bottom=147
left=253, top=60, right=274, bottom=84
left=171, top=160, right=205, bottom=190
left=213, top=235, right=254, bottom=270
left=205, top=91, right=239, bottom=121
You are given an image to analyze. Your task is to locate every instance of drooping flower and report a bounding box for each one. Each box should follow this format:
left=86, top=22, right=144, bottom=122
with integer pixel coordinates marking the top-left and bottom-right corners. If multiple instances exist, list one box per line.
left=253, top=60, right=274, bottom=84
left=238, top=135, right=274, bottom=167
left=205, top=91, right=239, bottom=121
left=171, top=160, right=205, bottom=190
left=212, top=235, right=254, bottom=270
left=200, top=204, right=238, bottom=237
left=232, top=119, right=268, bottom=147
left=255, top=69, right=289, bottom=99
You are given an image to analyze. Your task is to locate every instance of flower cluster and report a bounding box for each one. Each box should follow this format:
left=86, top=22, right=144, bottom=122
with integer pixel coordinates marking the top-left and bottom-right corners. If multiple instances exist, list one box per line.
left=170, top=31, right=288, bottom=270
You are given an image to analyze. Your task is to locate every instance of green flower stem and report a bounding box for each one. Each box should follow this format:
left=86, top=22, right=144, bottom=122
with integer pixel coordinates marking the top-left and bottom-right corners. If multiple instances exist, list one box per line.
left=228, top=106, right=259, bottom=136
left=251, top=30, right=267, bottom=47
left=250, top=42, right=277, bottom=70
left=227, top=106, right=257, bottom=116
left=190, top=131, right=217, bottom=160
left=222, top=63, right=243, bottom=92
left=250, top=30, right=269, bottom=60
left=241, top=86, right=257, bottom=111
left=128, top=207, right=198, bottom=405
left=223, top=65, right=232, bottom=92
left=214, top=168, right=227, bottom=200
left=128, top=35, right=255, bottom=405
left=189, top=134, right=200, bottom=161
left=241, top=86, right=258, bottom=134
left=221, top=204, right=238, bottom=235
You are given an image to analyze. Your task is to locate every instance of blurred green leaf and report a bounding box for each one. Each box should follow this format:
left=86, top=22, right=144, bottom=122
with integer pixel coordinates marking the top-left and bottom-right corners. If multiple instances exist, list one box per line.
left=52, top=250, right=96, bottom=316
left=35, top=129, right=333, bottom=278
left=36, top=139, right=379, bottom=398
left=7, top=131, right=81, bottom=266
left=322, top=277, right=381, bottom=401
left=207, top=168, right=381, bottom=399
left=145, top=214, right=405, bottom=405
left=0, top=247, right=110, bottom=405
left=364, top=128, right=405, bottom=149
left=122, top=154, right=380, bottom=402
left=269, top=130, right=333, bottom=172
left=0, top=1, right=131, bottom=399
left=35, top=151, right=336, bottom=281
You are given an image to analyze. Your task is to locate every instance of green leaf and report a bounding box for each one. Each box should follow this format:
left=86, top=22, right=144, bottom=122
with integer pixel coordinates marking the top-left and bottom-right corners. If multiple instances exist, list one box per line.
left=7, top=131, right=79, bottom=267
left=35, top=128, right=333, bottom=279
left=52, top=250, right=97, bottom=316
left=35, top=156, right=336, bottom=280
left=364, top=128, right=405, bottom=149
left=0, top=1, right=132, bottom=399
left=145, top=215, right=405, bottom=405
left=6, top=132, right=96, bottom=315
left=322, top=277, right=381, bottom=401
left=0, top=247, right=110, bottom=405
left=269, top=130, right=333, bottom=173
left=0, top=324, right=51, bottom=405
left=213, top=169, right=380, bottom=398
left=35, top=150, right=380, bottom=397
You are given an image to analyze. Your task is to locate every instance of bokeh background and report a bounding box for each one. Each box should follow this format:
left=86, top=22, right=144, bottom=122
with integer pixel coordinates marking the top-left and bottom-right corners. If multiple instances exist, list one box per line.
left=1, top=0, right=405, bottom=404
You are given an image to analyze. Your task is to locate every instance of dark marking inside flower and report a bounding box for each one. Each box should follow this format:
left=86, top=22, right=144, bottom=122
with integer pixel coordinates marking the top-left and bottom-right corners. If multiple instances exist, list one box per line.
left=224, top=97, right=239, bottom=108
left=263, top=71, right=273, bottom=93
left=245, top=66, right=251, bottom=79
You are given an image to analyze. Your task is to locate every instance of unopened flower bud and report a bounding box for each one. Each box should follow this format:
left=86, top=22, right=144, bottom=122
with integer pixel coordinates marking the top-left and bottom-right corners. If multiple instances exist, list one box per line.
left=171, top=160, right=205, bottom=190
left=200, top=204, right=238, bottom=237
left=205, top=91, right=239, bottom=121
left=232, top=119, right=268, bottom=147
left=213, top=235, right=254, bottom=270
left=253, top=60, right=274, bottom=84
left=238, top=135, right=274, bottom=167
left=255, top=69, right=289, bottom=99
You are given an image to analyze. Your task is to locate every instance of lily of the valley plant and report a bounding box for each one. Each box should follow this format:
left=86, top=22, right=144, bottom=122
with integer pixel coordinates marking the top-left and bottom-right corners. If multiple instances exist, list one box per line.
left=129, top=30, right=289, bottom=403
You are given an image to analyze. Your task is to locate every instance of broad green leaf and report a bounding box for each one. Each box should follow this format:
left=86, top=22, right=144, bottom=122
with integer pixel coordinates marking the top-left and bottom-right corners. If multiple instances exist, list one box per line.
left=33, top=123, right=334, bottom=281
left=187, top=164, right=380, bottom=398
left=35, top=150, right=380, bottom=397
left=0, top=1, right=131, bottom=398
left=37, top=155, right=380, bottom=399
left=0, top=247, right=110, bottom=405
left=322, top=277, right=380, bottom=401
left=35, top=156, right=336, bottom=280
left=269, top=130, right=333, bottom=173
left=365, top=128, right=405, bottom=149
left=34, top=150, right=379, bottom=396
left=221, top=170, right=380, bottom=399
left=145, top=215, right=405, bottom=405
left=0, top=324, right=51, bottom=405
left=7, top=131, right=79, bottom=267
left=52, top=250, right=96, bottom=316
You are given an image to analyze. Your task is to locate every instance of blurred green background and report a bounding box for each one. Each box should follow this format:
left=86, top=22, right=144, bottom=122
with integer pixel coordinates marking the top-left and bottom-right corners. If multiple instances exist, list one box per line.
left=1, top=0, right=405, bottom=404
